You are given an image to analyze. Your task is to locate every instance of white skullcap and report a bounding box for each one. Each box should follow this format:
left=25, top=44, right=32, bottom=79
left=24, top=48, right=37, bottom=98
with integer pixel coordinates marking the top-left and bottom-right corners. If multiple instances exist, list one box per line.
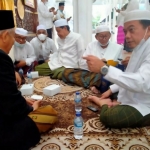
left=15, top=28, right=28, bottom=36
left=124, top=10, right=150, bottom=23
left=37, top=24, right=46, bottom=31
left=54, top=19, right=68, bottom=27
left=94, top=25, right=110, bottom=34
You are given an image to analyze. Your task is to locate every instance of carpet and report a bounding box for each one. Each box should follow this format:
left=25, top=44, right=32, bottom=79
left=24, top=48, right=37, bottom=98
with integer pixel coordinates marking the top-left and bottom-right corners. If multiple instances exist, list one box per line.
left=24, top=77, right=150, bottom=150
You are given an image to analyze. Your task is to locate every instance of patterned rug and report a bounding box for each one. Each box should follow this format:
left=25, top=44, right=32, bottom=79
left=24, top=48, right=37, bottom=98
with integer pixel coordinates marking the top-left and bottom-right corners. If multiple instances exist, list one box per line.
left=23, top=77, right=150, bottom=150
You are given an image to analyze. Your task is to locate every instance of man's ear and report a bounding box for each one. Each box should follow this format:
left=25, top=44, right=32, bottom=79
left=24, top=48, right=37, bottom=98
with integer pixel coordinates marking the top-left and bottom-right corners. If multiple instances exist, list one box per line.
left=0, top=30, right=8, bottom=43
left=147, top=26, right=150, bottom=36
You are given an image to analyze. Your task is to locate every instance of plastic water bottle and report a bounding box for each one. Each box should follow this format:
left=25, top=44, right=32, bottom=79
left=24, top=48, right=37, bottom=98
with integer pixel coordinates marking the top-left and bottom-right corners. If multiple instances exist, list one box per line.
left=27, top=71, right=32, bottom=84
left=74, top=91, right=82, bottom=112
left=18, top=68, right=23, bottom=76
left=74, top=111, right=83, bottom=139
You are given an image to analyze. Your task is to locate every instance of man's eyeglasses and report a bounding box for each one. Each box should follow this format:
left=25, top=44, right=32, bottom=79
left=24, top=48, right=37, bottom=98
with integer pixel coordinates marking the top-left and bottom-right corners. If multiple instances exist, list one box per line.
left=15, top=36, right=26, bottom=42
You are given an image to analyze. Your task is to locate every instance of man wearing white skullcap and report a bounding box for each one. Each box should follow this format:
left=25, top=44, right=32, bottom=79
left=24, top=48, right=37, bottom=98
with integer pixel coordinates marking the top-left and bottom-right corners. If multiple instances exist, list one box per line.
left=35, top=19, right=85, bottom=78
left=85, top=9, right=150, bottom=128
left=80, top=25, right=123, bottom=71
left=10, top=28, right=36, bottom=74
left=30, top=24, right=57, bottom=64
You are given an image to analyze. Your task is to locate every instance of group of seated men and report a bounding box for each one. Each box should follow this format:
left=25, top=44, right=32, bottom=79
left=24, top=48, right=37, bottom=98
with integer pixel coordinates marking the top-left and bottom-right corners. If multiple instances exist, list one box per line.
left=1, top=8, right=150, bottom=150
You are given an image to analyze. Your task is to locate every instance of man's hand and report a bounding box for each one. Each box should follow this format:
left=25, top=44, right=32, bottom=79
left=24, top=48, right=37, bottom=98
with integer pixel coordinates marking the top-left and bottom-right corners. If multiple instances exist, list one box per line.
left=121, top=56, right=130, bottom=66
left=15, top=71, right=21, bottom=86
left=16, top=60, right=26, bottom=68
left=100, top=89, right=112, bottom=99
left=115, top=7, right=120, bottom=13
left=83, top=55, right=105, bottom=73
left=32, top=100, right=42, bottom=111
left=67, top=17, right=72, bottom=22
left=45, top=59, right=50, bottom=63
left=26, top=98, right=36, bottom=106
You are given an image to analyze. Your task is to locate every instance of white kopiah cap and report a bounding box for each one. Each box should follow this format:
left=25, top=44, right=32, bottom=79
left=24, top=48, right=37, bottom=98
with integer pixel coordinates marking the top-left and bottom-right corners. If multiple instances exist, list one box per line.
left=15, top=28, right=28, bottom=36
left=94, top=25, right=110, bottom=34
left=124, top=10, right=150, bottom=23
left=54, top=19, right=68, bottom=27
left=37, top=24, right=46, bottom=31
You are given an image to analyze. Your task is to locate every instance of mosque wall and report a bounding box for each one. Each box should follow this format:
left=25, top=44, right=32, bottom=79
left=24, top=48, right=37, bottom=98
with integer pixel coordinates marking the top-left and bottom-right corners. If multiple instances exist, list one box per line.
left=14, top=0, right=38, bottom=41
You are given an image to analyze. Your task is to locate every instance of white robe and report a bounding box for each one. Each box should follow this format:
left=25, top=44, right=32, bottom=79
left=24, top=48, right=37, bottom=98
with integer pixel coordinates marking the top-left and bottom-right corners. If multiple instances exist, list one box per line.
left=37, top=1, right=54, bottom=29
left=105, top=37, right=150, bottom=116
left=55, top=9, right=66, bottom=20
left=80, top=41, right=123, bottom=70
left=48, top=32, right=85, bottom=70
left=12, top=41, right=36, bottom=66
left=30, top=37, right=57, bottom=61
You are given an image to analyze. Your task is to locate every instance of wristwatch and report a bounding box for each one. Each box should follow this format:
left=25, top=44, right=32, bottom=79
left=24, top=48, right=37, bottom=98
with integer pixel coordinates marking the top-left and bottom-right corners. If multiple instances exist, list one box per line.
left=101, top=65, right=109, bottom=75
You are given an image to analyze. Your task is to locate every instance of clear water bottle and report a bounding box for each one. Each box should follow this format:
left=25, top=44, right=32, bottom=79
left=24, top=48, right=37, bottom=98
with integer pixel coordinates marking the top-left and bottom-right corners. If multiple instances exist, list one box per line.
left=18, top=68, right=24, bottom=76
left=74, top=91, right=82, bottom=112
left=27, top=71, right=32, bottom=84
left=74, top=111, right=83, bottom=139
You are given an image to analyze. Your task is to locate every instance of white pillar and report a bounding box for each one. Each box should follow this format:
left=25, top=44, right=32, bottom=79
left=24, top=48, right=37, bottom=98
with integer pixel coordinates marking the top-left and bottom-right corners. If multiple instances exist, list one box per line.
left=73, top=0, right=92, bottom=48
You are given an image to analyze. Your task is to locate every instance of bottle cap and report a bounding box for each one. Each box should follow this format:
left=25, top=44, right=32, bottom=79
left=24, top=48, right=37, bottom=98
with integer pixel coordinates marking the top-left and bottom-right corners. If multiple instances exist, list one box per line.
left=76, top=91, right=80, bottom=95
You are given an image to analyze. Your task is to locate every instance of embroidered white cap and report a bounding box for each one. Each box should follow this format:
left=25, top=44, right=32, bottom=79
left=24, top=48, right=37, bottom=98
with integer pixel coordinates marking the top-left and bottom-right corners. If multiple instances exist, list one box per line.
left=15, top=28, right=28, bottom=36
left=54, top=19, right=68, bottom=27
left=37, top=24, right=46, bottom=31
left=124, top=10, right=150, bottom=23
left=94, top=25, right=110, bottom=34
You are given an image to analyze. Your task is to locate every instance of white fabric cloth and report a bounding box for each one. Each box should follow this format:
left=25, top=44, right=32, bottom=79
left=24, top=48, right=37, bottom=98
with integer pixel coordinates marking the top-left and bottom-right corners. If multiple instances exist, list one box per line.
left=116, top=13, right=124, bottom=27
left=124, top=10, right=150, bottom=23
left=30, top=37, right=57, bottom=61
left=54, top=19, right=68, bottom=27
left=37, top=1, right=54, bottom=29
left=15, top=28, right=28, bottom=36
left=55, top=9, right=66, bottom=20
left=94, top=25, right=110, bottom=34
left=12, top=41, right=36, bottom=66
left=8, top=47, right=15, bottom=63
left=37, top=24, right=46, bottom=31
left=105, top=37, right=150, bottom=116
left=48, top=32, right=85, bottom=70
left=80, top=41, right=123, bottom=70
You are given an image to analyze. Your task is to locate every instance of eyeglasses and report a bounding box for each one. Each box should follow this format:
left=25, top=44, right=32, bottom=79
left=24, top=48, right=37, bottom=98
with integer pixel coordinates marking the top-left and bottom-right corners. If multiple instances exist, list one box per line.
left=15, top=36, right=26, bottom=42
left=98, top=35, right=110, bottom=39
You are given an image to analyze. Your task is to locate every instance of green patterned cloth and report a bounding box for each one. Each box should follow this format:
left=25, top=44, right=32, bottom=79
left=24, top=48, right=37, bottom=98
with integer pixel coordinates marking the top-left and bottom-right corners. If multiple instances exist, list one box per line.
left=35, top=63, right=65, bottom=79
left=100, top=105, right=150, bottom=128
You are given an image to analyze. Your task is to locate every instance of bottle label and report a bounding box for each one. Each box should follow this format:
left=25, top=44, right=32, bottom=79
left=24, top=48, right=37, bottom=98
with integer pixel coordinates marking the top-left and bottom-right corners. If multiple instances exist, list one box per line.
left=75, top=99, right=81, bottom=103
left=74, top=122, right=83, bottom=127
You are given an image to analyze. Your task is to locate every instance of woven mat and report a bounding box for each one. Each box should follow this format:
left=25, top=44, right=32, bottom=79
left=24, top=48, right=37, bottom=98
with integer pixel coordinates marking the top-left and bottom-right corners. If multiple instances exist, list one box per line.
left=24, top=77, right=150, bottom=150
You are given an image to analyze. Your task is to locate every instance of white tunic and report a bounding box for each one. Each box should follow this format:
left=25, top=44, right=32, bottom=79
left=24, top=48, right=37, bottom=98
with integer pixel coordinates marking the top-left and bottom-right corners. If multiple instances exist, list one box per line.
left=37, top=1, right=54, bottom=29
left=80, top=41, right=123, bottom=70
left=48, top=32, right=85, bottom=70
left=105, top=38, right=150, bottom=116
left=12, top=41, right=36, bottom=66
left=30, top=37, right=57, bottom=61
left=55, top=9, right=65, bottom=20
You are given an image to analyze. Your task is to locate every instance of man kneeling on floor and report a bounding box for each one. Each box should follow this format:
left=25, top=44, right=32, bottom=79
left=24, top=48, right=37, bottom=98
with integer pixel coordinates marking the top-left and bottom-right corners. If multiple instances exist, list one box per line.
left=84, top=9, right=150, bottom=128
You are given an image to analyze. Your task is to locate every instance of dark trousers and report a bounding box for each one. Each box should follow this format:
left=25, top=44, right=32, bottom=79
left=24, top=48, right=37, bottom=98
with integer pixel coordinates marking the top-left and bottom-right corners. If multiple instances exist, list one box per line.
left=47, top=28, right=52, bottom=39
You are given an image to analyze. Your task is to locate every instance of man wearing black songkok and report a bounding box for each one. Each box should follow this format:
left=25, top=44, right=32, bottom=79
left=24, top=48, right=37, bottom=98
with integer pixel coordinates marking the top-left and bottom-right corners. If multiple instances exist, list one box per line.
left=0, top=10, right=40, bottom=150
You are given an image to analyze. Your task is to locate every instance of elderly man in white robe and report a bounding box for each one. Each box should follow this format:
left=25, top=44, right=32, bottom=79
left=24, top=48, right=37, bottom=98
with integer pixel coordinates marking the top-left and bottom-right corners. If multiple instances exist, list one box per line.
left=79, top=25, right=123, bottom=93
left=30, top=24, right=57, bottom=65
left=84, top=9, right=150, bottom=128
left=11, top=28, right=36, bottom=75
left=35, top=19, right=85, bottom=79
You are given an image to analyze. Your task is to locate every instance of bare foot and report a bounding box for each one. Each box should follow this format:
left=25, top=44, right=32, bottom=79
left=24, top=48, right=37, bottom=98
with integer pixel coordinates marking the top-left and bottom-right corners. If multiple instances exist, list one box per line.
left=90, top=86, right=100, bottom=94
left=88, top=95, right=113, bottom=107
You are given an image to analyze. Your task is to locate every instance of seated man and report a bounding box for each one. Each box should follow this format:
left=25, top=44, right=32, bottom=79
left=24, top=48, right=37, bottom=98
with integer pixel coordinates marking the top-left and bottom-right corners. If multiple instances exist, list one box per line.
left=85, top=9, right=150, bottom=128
left=12, top=28, right=36, bottom=74
left=30, top=24, right=57, bottom=65
left=35, top=19, right=85, bottom=79
left=0, top=10, right=41, bottom=150
left=80, top=25, right=123, bottom=70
